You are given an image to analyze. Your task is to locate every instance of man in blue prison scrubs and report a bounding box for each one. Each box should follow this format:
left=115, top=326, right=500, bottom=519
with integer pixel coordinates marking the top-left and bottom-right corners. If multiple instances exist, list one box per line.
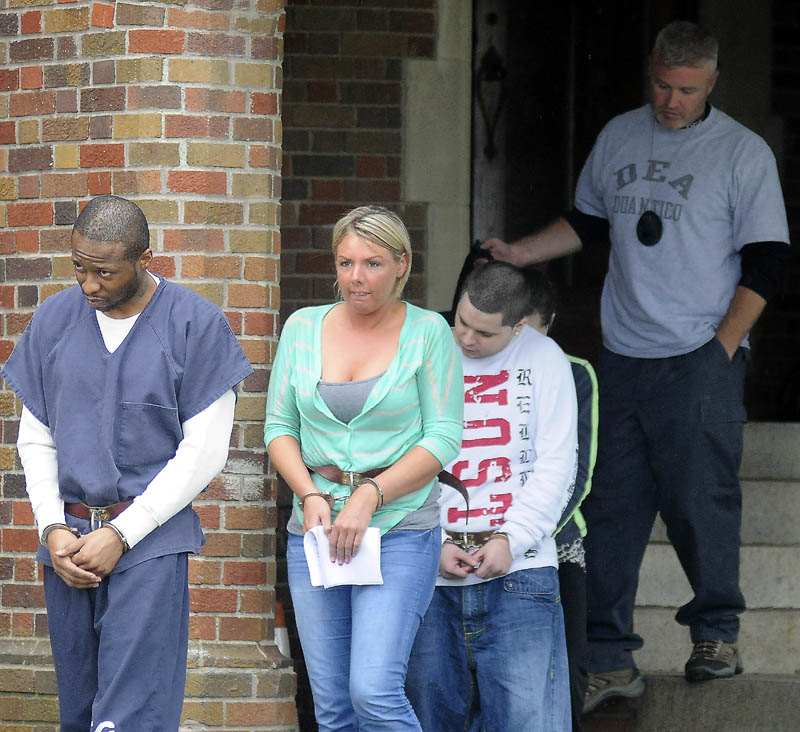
left=2, top=195, right=253, bottom=732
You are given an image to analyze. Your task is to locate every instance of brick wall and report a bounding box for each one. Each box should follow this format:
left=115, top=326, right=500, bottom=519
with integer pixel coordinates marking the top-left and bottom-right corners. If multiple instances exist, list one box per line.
left=279, top=0, right=436, bottom=322
left=0, top=1, right=295, bottom=730
left=278, top=2, right=437, bottom=728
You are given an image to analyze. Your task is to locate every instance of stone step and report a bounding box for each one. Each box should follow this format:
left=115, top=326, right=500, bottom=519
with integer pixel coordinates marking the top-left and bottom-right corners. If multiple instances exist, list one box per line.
left=631, top=607, right=800, bottom=675
left=741, top=422, right=800, bottom=480
left=636, top=544, right=800, bottom=609
left=583, top=674, right=800, bottom=732
left=650, top=479, right=800, bottom=546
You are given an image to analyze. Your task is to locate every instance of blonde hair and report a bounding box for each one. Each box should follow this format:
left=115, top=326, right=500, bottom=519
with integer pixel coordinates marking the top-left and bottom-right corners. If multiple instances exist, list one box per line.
left=331, top=206, right=412, bottom=297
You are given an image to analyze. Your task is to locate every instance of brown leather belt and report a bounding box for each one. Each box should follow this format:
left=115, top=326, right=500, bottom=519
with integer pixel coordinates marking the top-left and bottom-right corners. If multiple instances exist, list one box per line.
left=65, top=501, right=132, bottom=530
left=307, top=465, right=385, bottom=489
left=307, top=465, right=470, bottom=513
left=445, top=529, right=495, bottom=550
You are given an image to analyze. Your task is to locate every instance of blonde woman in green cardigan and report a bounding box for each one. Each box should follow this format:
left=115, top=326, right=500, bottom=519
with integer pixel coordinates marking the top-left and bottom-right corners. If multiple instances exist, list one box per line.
left=265, top=206, right=463, bottom=731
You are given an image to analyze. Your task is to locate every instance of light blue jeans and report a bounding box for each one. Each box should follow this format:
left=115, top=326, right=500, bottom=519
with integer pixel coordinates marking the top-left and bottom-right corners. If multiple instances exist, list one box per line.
left=406, top=567, right=571, bottom=732
left=287, top=528, right=440, bottom=732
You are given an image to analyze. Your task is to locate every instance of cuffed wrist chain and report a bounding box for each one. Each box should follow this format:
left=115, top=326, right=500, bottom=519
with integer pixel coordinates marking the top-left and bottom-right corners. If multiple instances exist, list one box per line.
left=356, top=477, right=384, bottom=511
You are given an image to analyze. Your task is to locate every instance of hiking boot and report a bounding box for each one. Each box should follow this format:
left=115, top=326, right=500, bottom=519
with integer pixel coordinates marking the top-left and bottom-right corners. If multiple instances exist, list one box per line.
left=684, top=640, right=743, bottom=681
left=583, top=667, right=645, bottom=714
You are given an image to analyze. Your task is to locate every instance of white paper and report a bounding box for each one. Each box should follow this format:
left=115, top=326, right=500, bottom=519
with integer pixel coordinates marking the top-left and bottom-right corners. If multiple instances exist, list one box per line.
left=303, top=525, right=384, bottom=588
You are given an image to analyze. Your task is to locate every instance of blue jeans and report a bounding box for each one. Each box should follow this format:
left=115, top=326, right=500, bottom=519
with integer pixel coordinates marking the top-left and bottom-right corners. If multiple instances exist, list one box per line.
left=287, top=528, right=440, bottom=732
left=406, top=567, right=571, bottom=732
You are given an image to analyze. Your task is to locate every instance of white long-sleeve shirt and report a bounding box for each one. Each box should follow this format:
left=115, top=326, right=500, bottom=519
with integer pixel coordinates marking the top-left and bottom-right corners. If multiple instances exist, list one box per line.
left=437, top=325, right=578, bottom=586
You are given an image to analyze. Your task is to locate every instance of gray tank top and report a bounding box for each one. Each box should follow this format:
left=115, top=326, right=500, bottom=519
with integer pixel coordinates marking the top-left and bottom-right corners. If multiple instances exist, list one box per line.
left=317, top=372, right=383, bottom=424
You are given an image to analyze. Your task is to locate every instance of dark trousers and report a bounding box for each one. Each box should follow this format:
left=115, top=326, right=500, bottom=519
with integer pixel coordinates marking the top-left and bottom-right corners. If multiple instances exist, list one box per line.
left=44, top=552, right=190, bottom=732
left=583, top=339, right=747, bottom=672
left=559, top=559, right=588, bottom=731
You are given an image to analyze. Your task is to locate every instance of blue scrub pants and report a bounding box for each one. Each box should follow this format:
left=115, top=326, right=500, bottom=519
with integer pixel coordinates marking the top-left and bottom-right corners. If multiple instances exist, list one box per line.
left=583, top=339, right=747, bottom=672
left=287, top=528, right=440, bottom=732
left=43, top=552, right=190, bottom=732
left=406, top=567, right=571, bottom=732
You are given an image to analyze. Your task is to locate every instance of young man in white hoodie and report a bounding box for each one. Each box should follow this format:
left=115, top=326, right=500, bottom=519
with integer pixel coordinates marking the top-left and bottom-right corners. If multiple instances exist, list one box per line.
left=406, top=261, right=577, bottom=732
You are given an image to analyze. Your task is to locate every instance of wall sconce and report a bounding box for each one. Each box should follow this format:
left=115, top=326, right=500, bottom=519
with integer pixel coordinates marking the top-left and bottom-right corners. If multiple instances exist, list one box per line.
left=475, top=43, right=507, bottom=159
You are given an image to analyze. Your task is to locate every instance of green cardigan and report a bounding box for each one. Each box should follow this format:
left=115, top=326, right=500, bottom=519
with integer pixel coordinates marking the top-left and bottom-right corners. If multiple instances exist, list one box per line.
left=265, top=302, right=464, bottom=533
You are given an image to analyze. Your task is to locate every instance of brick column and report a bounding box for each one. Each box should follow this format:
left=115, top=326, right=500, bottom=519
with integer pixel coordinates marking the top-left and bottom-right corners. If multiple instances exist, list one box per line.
left=0, top=2, right=295, bottom=730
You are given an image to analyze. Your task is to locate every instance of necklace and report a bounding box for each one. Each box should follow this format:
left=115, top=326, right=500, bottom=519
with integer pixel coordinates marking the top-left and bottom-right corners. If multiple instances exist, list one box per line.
left=636, top=105, right=709, bottom=246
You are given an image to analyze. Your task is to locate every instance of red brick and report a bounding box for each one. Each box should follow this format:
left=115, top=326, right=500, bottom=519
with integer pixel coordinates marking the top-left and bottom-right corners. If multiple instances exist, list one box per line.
left=7, top=202, right=53, bottom=227
left=14, top=557, right=37, bottom=582
left=21, top=11, right=43, bottom=34
left=2, top=528, right=39, bottom=553
left=224, top=505, right=268, bottom=530
left=186, top=32, right=244, bottom=56
left=129, top=29, right=185, bottom=55
left=228, top=283, right=268, bottom=308
left=201, top=531, right=242, bottom=557
left=168, top=8, right=230, bottom=30
left=91, top=2, right=115, bottom=29
left=188, top=558, right=222, bottom=585
left=189, top=615, right=216, bottom=640
left=2, top=583, right=45, bottom=609
left=249, top=145, right=280, bottom=169
left=185, top=88, right=245, bottom=114
left=18, top=175, right=40, bottom=199
left=167, top=170, right=227, bottom=195
left=165, top=115, right=229, bottom=139
left=88, top=171, right=112, bottom=195
left=15, top=231, right=39, bottom=253
left=149, top=256, right=176, bottom=278
left=233, top=117, right=273, bottom=141
left=183, top=254, right=241, bottom=279
left=312, top=179, right=343, bottom=200
left=10, top=38, right=54, bottom=64
left=80, top=143, right=124, bottom=168
left=252, top=36, right=281, bottom=60
left=223, top=560, right=266, bottom=586
left=239, top=588, right=270, bottom=614
left=19, top=66, right=44, bottom=89
left=221, top=313, right=241, bottom=337
left=6, top=312, right=34, bottom=334
left=0, top=287, right=15, bottom=308
left=189, top=587, right=238, bottom=613
left=42, top=172, right=89, bottom=198
left=251, top=92, right=279, bottom=115
left=0, top=69, right=19, bottom=92
left=226, top=701, right=297, bottom=727
left=10, top=91, right=56, bottom=117
left=194, top=504, right=220, bottom=529
left=56, top=89, right=79, bottom=113
left=13, top=612, right=35, bottom=637
left=356, top=155, right=387, bottom=178
left=163, top=228, right=224, bottom=251
left=0, top=341, right=15, bottom=361
left=244, top=312, right=276, bottom=336
left=12, top=501, right=34, bottom=525
left=219, top=616, right=265, bottom=641
left=0, top=235, right=14, bottom=256
left=112, top=170, right=161, bottom=194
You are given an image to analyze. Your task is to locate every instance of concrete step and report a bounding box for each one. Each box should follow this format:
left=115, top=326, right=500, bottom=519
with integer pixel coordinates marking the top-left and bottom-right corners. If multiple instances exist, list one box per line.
left=631, top=607, right=800, bottom=675
left=637, top=544, right=800, bottom=610
left=650, top=479, right=800, bottom=546
left=583, top=674, right=800, bottom=732
left=741, top=423, right=800, bottom=480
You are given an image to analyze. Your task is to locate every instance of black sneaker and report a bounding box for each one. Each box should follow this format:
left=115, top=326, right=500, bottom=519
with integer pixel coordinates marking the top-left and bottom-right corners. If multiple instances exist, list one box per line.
left=684, top=640, right=743, bottom=681
left=583, top=667, right=646, bottom=714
